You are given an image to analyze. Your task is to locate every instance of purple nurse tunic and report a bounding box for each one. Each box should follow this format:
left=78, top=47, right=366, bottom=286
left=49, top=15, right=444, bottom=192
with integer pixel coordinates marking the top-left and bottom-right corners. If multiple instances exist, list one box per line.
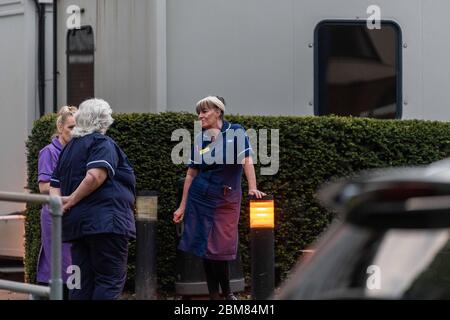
left=37, top=137, right=72, bottom=283
left=178, top=121, right=253, bottom=261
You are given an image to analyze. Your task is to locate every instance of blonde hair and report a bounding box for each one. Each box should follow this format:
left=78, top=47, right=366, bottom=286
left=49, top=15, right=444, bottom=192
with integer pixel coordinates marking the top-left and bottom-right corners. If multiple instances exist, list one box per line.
left=71, top=98, right=114, bottom=138
left=52, top=105, right=77, bottom=138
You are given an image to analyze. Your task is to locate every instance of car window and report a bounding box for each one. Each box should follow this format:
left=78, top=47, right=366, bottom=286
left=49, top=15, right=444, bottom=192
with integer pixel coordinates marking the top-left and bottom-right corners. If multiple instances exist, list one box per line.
left=279, top=224, right=450, bottom=299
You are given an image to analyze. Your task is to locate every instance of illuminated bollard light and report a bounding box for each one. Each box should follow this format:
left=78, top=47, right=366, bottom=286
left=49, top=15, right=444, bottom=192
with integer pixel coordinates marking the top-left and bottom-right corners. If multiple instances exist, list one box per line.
left=250, top=195, right=275, bottom=300
left=135, top=190, right=158, bottom=300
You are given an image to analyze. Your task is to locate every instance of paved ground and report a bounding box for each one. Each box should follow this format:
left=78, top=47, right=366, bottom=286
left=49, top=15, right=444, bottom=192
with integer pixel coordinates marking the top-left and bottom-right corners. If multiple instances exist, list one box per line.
left=0, top=259, right=262, bottom=300
left=0, top=289, right=28, bottom=300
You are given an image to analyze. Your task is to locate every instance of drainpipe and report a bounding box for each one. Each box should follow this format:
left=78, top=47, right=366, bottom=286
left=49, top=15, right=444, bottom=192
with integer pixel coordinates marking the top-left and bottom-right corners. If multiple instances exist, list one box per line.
left=53, top=0, right=57, bottom=113
left=34, top=0, right=45, bottom=117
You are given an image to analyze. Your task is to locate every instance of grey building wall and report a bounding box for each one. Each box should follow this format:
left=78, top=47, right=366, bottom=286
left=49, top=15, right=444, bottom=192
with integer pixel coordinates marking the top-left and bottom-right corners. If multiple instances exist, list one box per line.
left=56, top=0, right=96, bottom=110
left=56, top=0, right=166, bottom=113
left=54, top=0, right=450, bottom=120
left=4, top=0, right=450, bottom=213
left=289, top=0, right=450, bottom=121
left=291, top=0, right=422, bottom=119
left=167, top=0, right=296, bottom=115
left=0, top=0, right=37, bottom=214
left=422, top=0, right=450, bottom=121
left=166, top=0, right=413, bottom=116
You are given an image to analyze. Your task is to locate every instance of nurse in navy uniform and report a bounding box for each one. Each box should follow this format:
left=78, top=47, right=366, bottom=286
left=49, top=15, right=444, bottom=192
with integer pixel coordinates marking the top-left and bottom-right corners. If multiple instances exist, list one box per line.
left=173, top=96, right=266, bottom=300
left=50, top=99, right=136, bottom=300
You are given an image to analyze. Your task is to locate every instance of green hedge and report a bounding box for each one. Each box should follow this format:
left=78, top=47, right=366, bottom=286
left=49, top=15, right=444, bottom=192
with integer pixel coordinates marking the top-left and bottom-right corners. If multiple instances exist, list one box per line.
left=25, top=113, right=450, bottom=291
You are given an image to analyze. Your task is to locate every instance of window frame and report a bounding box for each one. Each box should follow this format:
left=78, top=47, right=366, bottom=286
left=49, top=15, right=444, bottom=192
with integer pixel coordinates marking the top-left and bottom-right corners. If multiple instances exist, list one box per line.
left=66, top=25, right=95, bottom=107
left=313, top=20, right=403, bottom=119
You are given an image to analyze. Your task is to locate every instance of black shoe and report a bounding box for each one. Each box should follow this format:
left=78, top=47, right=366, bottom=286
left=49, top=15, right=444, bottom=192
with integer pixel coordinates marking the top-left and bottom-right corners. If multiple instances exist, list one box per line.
left=226, top=293, right=238, bottom=300
left=209, top=293, right=221, bottom=300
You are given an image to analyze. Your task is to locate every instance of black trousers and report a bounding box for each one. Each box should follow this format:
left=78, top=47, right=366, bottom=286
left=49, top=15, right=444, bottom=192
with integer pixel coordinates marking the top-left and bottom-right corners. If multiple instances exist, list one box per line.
left=69, top=233, right=129, bottom=300
left=203, top=258, right=231, bottom=299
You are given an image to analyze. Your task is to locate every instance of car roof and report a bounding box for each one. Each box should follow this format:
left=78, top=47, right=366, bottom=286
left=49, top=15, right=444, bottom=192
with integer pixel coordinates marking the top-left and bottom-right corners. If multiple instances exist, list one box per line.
left=317, top=158, right=450, bottom=229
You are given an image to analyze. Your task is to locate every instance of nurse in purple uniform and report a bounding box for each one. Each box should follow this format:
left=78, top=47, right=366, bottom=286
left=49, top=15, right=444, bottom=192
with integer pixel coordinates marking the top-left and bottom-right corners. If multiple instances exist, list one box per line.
left=173, top=96, right=266, bottom=300
left=37, top=106, right=77, bottom=295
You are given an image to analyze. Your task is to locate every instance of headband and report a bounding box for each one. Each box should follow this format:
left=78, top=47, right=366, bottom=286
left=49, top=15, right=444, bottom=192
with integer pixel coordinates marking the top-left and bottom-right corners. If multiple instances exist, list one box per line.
left=196, top=96, right=225, bottom=112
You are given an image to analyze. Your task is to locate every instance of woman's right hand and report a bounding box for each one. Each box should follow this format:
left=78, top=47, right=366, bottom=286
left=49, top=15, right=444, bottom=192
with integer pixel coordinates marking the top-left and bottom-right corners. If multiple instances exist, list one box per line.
left=61, top=195, right=75, bottom=213
left=173, top=207, right=185, bottom=224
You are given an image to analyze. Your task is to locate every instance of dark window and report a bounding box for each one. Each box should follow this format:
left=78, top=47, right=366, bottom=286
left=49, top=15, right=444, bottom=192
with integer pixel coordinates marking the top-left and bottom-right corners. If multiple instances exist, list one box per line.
left=67, top=26, right=94, bottom=107
left=315, top=21, right=402, bottom=119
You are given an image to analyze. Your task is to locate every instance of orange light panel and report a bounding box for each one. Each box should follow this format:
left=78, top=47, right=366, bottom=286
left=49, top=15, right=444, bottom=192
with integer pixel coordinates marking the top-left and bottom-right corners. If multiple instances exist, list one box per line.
left=250, top=200, right=274, bottom=228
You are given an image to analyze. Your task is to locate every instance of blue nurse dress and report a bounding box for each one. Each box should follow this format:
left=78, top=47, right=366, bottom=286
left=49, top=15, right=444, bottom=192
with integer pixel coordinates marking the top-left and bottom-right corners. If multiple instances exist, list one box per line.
left=178, top=121, right=253, bottom=261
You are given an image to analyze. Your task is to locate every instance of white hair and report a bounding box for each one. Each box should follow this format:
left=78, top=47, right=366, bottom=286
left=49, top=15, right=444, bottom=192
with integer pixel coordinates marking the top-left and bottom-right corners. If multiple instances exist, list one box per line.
left=196, top=96, right=226, bottom=112
left=71, top=98, right=114, bottom=138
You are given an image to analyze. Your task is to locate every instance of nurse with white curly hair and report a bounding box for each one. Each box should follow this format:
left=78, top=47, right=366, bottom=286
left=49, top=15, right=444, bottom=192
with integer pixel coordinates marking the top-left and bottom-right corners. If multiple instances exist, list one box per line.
left=50, top=98, right=136, bottom=300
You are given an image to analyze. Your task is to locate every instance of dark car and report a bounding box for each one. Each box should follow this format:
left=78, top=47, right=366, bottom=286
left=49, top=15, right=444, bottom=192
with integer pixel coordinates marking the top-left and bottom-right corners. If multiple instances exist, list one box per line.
left=277, top=159, right=450, bottom=300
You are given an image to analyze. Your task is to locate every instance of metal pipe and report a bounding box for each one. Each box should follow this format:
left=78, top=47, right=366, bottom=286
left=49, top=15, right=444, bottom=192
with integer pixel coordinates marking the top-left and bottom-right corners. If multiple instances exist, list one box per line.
left=39, top=3, right=45, bottom=116
left=53, top=0, right=58, bottom=113
left=0, top=280, right=50, bottom=297
left=34, top=0, right=46, bottom=117
left=49, top=195, right=63, bottom=300
left=0, top=191, right=63, bottom=300
left=0, top=191, right=50, bottom=204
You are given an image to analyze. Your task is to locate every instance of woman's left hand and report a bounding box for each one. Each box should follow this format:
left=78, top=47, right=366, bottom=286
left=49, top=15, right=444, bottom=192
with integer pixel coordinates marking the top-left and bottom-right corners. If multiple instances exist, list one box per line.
left=248, top=189, right=267, bottom=199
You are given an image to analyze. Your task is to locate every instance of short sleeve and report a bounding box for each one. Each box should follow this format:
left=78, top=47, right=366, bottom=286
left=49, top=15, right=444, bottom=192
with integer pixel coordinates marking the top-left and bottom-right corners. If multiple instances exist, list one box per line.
left=50, top=157, right=61, bottom=188
left=38, top=147, right=54, bottom=183
left=235, top=127, right=254, bottom=163
left=86, top=139, right=118, bottom=178
left=188, top=143, right=201, bottom=169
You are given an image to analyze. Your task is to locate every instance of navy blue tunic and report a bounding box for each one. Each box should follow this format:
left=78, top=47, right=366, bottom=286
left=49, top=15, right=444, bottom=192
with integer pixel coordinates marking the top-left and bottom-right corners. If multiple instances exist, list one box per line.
left=50, top=132, right=136, bottom=242
left=178, top=121, right=252, bottom=260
